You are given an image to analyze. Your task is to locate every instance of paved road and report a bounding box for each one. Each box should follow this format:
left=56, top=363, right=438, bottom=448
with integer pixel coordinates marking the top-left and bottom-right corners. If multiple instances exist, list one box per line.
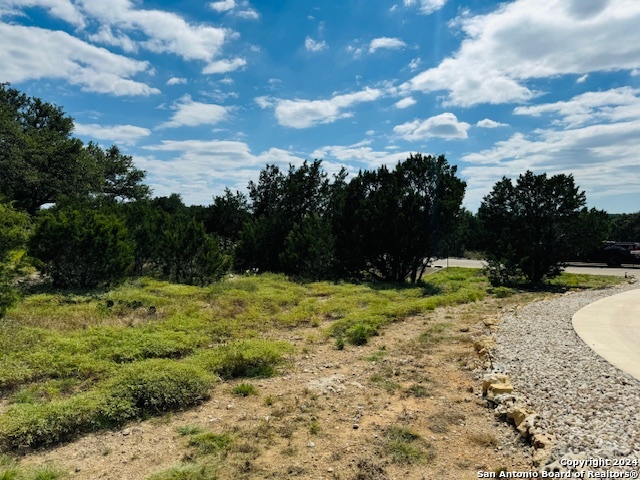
left=430, top=258, right=640, bottom=278
left=572, top=288, right=640, bottom=382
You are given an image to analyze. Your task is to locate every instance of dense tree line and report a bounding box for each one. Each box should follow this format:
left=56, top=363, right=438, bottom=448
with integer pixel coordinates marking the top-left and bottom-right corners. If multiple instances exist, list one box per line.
left=1, top=84, right=638, bottom=313
left=608, top=212, right=640, bottom=242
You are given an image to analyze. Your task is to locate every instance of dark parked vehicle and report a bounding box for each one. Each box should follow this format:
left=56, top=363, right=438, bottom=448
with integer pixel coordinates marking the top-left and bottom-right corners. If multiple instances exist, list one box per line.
left=586, top=241, right=640, bottom=267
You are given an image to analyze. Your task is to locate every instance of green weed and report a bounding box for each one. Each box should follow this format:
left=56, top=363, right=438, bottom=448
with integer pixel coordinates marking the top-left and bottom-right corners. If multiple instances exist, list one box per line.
left=188, top=432, right=232, bottom=456
left=147, top=462, right=216, bottom=480
left=309, top=420, right=320, bottom=435
left=177, top=425, right=203, bottom=436
left=27, top=466, right=64, bottom=480
left=364, top=347, right=386, bottom=362
left=231, top=383, right=257, bottom=397
left=404, top=384, right=431, bottom=398
left=369, top=373, right=401, bottom=393
left=384, top=426, right=434, bottom=465
left=489, top=286, right=515, bottom=298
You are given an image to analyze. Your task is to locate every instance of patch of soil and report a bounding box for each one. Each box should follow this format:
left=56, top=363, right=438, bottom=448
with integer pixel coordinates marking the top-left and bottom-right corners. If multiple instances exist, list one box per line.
left=19, top=296, right=537, bottom=479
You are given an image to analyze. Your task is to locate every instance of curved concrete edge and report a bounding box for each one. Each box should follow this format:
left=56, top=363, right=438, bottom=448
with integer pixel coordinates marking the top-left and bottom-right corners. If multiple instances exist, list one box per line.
left=572, top=288, right=640, bottom=382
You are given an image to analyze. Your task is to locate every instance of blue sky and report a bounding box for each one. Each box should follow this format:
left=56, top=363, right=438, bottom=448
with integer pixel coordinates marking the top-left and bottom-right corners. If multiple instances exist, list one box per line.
left=2, top=0, right=639, bottom=213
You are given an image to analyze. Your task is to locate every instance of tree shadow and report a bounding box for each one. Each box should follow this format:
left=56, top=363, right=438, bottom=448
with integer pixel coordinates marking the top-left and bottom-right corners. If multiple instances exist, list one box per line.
left=17, top=276, right=109, bottom=299
left=365, top=279, right=443, bottom=296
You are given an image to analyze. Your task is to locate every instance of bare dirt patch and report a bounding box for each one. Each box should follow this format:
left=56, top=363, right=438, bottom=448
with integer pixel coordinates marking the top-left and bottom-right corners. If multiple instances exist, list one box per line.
left=18, top=295, right=540, bottom=479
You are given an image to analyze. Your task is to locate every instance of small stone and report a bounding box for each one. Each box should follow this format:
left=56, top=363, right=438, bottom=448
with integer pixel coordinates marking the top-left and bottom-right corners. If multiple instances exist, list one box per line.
left=307, top=441, right=315, bottom=448
left=353, top=424, right=359, bottom=429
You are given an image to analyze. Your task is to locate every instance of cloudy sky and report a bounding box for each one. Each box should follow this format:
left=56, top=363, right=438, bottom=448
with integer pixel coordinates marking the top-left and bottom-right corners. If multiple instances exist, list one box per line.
left=2, top=0, right=639, bottom=213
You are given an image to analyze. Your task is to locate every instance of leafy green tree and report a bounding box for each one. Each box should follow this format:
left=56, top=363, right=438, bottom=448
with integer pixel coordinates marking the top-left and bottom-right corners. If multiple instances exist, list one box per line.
left=567, top=208, right=611, bottom=260
left=84, top=143, right=150, bottom=202
left=29, top=204, right=134, bottom=288
left=122, top=199, right=228, bottom=285
left=200, top=188, right=251, bottom=254
left=121, top=200, right=167, bottom=277
left=158, top=215, right=228, bottom=286
left=478, top=170, right=586, bottom=285
left=334, top=154, right=466, bottom=283
left=236, top=160, right=334, bottom=274
left=0, top=85, right=150, bottom=214
left=279, top=214, right=336, bottom=279
left=0, top=84, right=99, bottom=214
left=445, top=208, right=484, bottom=257
left=152, top=193, right=189, bottom=216
left=0, top=202, right=29, bottom=316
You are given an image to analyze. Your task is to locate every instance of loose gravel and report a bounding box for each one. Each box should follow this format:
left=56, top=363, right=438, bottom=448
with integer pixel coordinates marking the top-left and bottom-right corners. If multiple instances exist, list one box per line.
left=493, top=283, right=640, bottom=470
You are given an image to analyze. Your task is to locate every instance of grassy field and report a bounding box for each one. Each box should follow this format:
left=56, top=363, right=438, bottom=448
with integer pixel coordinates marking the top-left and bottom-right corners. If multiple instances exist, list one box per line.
left=0, top=268, right=628, bottom=479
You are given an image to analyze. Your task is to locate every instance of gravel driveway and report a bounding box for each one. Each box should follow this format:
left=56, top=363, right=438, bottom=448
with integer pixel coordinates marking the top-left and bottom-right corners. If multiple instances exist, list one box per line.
left=494, top=283, right=640, bottom=472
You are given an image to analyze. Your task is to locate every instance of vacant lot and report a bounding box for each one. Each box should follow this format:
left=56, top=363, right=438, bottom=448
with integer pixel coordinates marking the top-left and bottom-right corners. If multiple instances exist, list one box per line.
left=0, top=269, right=627, bottom=479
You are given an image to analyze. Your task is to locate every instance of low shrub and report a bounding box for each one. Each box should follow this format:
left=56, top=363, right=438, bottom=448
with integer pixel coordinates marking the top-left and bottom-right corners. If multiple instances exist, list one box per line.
left=345, top=322, right=377, bottom=346
left=0, top=359, right=214, bottom=451
left=193, top=339, right=293, bottom=379
left=0, top=393, right=99, bottom=452
left=99, top=359, right=213, bottom=425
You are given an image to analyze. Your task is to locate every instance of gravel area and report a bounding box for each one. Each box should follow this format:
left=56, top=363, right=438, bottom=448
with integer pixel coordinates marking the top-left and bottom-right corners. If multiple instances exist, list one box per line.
left=494, top=283, right=640, bottom=470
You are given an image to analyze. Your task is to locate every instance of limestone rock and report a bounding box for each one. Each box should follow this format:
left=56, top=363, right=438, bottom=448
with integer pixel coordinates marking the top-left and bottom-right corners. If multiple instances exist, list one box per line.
left=486, top=382, right=513, bottom=401
left=507, top=406, right=532, bottom=427
left=516, top=413, right=541, bottom=438
left=482, top=373, right=509, bottom=394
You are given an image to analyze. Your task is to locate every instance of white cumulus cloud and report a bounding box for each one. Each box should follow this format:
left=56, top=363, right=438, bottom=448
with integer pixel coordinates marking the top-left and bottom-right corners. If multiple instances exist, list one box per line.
left=0, top=0, right=86, bottom=27
left=77, top=0, right=231, bottom=68
left=395, top=97, right=417, bottom=109
left=209, top=0, right=235, bottom=12
left=402, top=0, right=640, bottom=107
left=369, top=37, right=406, bottom=53
left=461, top=87, right=640, bottom=210
left=208, top=0, right=258, bottom=19
left=404, top=0, right=447, bottom=15
left=158, top=95, right=229, bottom=129
left=272, top=88, right=383, bottom=129
left=394, top=113, right=470, bottom=140
left=74, top=123, right=151, bottom=146
left=311, top=140, right=416, bottom=170
left=167, top=77, right=187, bottom=86
left=513, top=87, right=640, bottom=128
left=202, top=58, right=247, bottom=75
left=476, top=118, right=508, bottom=128
left=0, top=23, right=158, bottom=96
left=305, top=37, right=327, bottom=52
